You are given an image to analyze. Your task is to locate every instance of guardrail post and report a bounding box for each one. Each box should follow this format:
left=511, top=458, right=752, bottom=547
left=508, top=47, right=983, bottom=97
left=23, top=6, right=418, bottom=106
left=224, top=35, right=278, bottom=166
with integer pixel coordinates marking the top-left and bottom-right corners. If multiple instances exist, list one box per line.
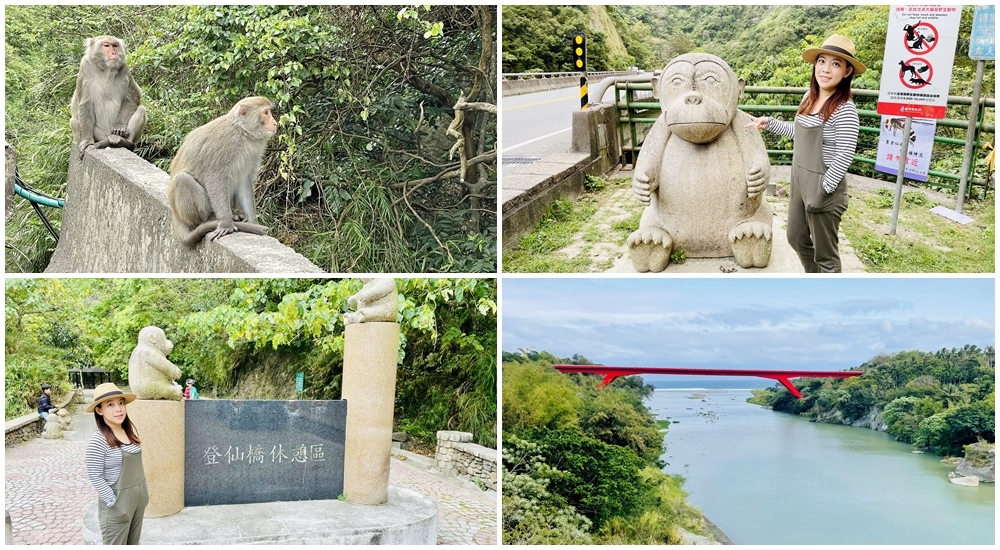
left=957, top=60, right=986, bottom=213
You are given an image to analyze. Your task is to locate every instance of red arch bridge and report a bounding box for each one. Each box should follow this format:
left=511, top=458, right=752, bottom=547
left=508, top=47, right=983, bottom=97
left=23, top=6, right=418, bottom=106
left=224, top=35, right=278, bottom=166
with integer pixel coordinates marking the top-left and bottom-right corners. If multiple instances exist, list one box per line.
left=552, top=365, right=862, bottom=399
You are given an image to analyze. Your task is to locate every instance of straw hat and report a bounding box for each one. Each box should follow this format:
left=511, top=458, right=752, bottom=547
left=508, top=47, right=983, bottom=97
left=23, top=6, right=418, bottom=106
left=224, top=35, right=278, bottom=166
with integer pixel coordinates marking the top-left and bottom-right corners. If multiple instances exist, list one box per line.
left=86, top=383, right=136, bottom=413
left=802, top=34, right=867, bottom=76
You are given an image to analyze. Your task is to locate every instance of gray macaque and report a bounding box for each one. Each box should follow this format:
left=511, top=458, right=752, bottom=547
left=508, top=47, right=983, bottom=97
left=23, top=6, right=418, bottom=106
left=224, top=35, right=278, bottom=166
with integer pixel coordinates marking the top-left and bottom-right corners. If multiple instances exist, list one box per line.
left=70, top=35, right=147, bottom=159
left=166, top=96, right=277, bottom=247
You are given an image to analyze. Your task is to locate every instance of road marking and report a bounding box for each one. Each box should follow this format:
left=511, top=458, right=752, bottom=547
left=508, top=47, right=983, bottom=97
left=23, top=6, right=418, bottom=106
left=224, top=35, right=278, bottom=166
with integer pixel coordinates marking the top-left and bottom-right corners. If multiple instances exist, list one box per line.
left=501, top=128, right=572, bottom=154
left=503, top=94, right=577, bottom=111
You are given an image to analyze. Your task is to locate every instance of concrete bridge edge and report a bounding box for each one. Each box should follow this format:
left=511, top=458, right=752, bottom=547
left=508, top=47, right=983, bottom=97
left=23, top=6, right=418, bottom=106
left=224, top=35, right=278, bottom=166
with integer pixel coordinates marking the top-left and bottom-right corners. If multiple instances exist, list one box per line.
left=45, top=145, right=324, bottom=274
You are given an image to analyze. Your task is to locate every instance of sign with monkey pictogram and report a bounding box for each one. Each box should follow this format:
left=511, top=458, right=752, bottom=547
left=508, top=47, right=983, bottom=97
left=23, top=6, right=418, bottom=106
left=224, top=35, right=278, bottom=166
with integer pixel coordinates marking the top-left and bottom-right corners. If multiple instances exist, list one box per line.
left=877, top=5, right=961, bottom=119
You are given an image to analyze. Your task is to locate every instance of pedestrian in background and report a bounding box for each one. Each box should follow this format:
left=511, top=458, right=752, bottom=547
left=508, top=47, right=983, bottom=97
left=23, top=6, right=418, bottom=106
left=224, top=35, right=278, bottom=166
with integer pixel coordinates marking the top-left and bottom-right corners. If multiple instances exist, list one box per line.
left=85, top=383, right=148, bottom=545
left=37, top=383, right=58, bottom=419
left=184, top=379, right=199, bottom=400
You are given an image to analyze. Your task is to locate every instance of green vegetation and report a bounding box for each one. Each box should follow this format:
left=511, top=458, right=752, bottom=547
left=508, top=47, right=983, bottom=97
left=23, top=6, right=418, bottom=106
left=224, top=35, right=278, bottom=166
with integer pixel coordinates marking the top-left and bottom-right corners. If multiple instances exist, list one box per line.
left=4, top=278, right=497, bottom=448
left=502, top=350, right=715, bottom=544
left=747, top=346, right=995, bottom=455
left=504, top=176, right=634, bottom=273
left=6, top=6, right=496, bottom=273
left=841, top=188, right=994, bottom=273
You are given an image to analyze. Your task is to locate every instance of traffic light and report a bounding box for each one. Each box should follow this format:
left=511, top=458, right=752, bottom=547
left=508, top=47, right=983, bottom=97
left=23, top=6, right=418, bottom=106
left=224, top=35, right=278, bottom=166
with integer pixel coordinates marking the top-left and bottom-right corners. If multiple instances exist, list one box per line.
left=573, top=32, right=587, bottom=72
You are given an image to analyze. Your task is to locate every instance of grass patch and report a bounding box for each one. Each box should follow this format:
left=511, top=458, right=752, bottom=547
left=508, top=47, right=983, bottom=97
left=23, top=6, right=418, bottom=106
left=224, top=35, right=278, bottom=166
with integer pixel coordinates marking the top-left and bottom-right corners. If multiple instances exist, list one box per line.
left=842, top=188, right=994, bottom=273
left=504, top=175, right=632, bottom=272
left=505, top=196, right=601, bottom=272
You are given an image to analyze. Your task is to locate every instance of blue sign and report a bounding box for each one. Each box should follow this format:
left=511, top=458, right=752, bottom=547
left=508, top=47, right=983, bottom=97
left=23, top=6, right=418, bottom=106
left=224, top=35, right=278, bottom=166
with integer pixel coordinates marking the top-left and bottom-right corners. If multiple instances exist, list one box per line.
left=969, top=6, right=995, bottom=60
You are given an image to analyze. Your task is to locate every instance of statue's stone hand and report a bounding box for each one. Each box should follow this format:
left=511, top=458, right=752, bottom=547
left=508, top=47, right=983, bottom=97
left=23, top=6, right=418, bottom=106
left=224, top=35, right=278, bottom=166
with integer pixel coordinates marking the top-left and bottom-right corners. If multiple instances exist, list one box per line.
left=633, top=174, right=655, bottom=207
left=747, top=166, right=767, bottom=199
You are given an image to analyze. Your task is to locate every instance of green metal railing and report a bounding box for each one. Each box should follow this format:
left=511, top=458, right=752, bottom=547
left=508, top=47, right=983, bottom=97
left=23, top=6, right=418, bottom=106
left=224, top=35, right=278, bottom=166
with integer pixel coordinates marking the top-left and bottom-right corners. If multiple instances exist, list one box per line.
left=615, top=83, right=995, bottom=193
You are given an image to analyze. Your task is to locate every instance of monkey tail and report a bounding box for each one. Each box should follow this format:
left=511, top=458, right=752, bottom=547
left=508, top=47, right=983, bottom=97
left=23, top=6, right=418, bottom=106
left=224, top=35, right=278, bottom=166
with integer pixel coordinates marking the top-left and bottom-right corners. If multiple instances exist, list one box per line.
left=173, top=220, right=269, bottom=247
left=233, top=222, right=269, bottom=235
left=174, top=220, right=219, bottom=248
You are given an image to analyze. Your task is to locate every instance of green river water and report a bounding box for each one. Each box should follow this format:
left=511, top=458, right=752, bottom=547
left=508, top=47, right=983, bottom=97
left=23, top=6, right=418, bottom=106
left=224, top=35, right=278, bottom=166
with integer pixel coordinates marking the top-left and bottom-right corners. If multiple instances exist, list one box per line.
left=649, top=389, right=995, bottom=544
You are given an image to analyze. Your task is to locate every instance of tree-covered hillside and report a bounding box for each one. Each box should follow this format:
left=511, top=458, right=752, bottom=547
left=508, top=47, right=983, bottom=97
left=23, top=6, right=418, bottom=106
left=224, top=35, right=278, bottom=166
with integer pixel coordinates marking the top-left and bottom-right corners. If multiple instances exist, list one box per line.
left=748, top=346, right=995, bottom=455
left=502, top=5, right=995, bottom=98
left=6, top=6, right=496, bottom=273
left=502, top=350, right=717, bottom=544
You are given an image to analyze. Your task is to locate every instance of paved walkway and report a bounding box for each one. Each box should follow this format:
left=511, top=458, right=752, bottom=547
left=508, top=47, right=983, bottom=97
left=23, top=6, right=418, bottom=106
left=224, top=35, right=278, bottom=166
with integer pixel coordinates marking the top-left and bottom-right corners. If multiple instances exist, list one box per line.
left=5, top=404, right=496, bottom=545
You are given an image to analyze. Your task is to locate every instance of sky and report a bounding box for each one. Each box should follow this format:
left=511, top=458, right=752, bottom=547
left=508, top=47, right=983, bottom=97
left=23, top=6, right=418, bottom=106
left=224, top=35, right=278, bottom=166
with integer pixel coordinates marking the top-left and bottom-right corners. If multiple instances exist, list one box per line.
left=502, top=278, right=996, bottom=379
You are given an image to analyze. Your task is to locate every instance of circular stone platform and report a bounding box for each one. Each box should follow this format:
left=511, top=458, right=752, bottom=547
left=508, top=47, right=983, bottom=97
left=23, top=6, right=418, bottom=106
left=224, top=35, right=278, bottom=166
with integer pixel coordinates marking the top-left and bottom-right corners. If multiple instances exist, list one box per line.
left=83, top=485, right=437, bottom=544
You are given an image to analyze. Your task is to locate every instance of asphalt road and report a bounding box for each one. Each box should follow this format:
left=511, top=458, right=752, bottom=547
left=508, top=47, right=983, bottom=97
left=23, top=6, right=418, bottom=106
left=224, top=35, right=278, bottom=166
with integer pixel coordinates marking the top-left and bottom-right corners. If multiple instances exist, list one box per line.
left=501, top=87, right=578, bottom=162
left=501, top=83, right=627, bottom=173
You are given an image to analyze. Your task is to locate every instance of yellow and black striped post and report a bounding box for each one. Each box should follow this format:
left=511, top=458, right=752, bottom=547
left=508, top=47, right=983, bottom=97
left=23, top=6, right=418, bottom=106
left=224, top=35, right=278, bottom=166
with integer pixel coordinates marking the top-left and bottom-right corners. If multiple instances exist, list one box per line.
left=573, top=32, right=588, bottom=110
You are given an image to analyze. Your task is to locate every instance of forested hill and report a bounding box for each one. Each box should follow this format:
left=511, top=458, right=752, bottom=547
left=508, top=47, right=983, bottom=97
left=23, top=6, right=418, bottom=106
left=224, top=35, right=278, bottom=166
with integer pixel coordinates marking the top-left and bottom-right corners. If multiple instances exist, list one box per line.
left=502, top=350, right=720, bottom=544
left=748, top=346, right=995, bottom=456
left=502, top=5, right=993, bottom=96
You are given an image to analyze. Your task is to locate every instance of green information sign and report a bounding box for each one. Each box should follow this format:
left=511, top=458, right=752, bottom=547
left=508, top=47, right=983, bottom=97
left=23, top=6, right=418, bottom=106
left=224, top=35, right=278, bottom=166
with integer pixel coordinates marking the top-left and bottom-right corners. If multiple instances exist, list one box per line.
left=295, top=372, right=304, bottom=392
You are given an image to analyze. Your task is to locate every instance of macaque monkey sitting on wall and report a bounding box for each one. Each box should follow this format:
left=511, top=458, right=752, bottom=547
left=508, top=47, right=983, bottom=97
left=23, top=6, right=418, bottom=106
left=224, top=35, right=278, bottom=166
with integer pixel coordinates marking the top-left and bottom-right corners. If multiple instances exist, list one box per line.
left=70, top=35, right=147, bottom=159
left=166, top=96, right=277, bottom=247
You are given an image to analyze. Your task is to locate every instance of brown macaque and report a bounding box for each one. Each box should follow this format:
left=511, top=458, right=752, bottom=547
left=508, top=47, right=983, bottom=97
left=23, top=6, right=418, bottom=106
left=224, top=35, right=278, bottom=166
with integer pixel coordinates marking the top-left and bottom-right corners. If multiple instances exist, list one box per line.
left=166, top=96, right=277, bottom=247
left=70, top=36, right=147, bottom=159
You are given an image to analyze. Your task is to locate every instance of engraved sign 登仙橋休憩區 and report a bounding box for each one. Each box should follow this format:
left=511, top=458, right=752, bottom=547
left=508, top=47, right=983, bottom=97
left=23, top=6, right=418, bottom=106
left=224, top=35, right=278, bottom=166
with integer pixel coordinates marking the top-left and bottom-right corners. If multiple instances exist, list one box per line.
left=184, top=399, right=347, bottom=506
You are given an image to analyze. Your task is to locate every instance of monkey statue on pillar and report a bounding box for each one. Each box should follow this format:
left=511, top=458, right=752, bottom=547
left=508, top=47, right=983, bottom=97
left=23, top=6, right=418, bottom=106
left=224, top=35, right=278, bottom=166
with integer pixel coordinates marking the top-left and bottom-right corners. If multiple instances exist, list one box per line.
left=344, top=279, right=398, bottom=325
left=70, top=35, right=147, bottom=160
left=128, top=326, right=183, bottom=401
left=629, top=53, right=772, bottom=272
left=166, top=96, right=277, bottom=247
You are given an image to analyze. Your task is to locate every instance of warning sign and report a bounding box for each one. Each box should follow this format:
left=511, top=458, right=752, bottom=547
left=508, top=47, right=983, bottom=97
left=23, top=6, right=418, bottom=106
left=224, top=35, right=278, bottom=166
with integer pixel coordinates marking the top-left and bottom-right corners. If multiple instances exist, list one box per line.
left=877, top=5, right=961, bottom=119
left=874, top=116, right=937, bottom=182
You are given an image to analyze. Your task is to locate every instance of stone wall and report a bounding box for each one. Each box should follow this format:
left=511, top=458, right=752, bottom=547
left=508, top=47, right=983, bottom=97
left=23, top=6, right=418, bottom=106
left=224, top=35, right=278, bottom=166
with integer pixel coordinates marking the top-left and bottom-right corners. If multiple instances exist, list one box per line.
left=435, top=431, right=496, bottom=491
left=45, top=145, right=323, bottom=273
left=4, top=390, right=79, bottom=446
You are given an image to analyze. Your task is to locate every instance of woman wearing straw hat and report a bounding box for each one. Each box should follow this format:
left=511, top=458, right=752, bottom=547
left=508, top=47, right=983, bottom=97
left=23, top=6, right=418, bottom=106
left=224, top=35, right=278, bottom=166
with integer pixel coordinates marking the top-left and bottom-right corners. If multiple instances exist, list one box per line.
left=747, top=34, right=866, bottom=273
left=84, top=383, right=149, bottom=545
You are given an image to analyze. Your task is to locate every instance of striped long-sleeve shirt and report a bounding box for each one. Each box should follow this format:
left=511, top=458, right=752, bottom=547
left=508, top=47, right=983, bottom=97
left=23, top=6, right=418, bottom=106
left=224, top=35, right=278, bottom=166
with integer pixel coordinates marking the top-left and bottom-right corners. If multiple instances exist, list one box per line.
left=85, top=431, right=142, bottom=507
left=764, top=100, right=860, bottom=195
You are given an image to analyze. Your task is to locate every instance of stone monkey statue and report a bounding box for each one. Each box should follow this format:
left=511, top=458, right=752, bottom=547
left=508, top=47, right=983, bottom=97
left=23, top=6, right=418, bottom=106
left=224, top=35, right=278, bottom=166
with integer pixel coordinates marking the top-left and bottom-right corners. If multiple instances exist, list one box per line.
left=629, top=53, right=772, bottom=272
left=344, top=278, right=398, bottom=325
left=166, top=96, right=277, bottom=247
left=70, top=35, right=147, bottom=159
left=128, top=326, right=183, bottom=400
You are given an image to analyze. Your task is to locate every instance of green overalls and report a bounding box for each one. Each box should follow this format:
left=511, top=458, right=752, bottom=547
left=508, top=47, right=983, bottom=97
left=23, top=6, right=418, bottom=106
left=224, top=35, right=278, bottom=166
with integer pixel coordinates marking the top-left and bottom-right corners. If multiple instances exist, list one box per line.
left=98, top=448, right=149, bottom=545
left=786, top=118, right=849, bottom=273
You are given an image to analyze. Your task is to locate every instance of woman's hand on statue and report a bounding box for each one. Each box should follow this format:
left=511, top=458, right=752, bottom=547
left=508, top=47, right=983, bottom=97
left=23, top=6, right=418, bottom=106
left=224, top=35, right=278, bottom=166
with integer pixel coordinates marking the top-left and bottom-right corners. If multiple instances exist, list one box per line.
left=744, top=115, right=768, bottom=131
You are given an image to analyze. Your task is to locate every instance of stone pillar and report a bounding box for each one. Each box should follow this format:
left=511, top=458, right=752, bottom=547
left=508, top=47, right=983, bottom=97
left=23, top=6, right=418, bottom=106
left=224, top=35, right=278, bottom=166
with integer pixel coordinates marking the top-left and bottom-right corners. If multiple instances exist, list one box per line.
left=126, top=400, right=184, bottom=517
left=342, top=322, right=400, bottom=505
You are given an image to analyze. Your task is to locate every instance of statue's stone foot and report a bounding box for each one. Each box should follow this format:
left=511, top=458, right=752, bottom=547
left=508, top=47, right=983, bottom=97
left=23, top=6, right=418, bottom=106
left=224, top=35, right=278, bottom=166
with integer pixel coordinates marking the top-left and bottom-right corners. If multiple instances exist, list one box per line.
left=729, top=221, right=772, bottom=268
left=627, top=228, right=673, bottom=272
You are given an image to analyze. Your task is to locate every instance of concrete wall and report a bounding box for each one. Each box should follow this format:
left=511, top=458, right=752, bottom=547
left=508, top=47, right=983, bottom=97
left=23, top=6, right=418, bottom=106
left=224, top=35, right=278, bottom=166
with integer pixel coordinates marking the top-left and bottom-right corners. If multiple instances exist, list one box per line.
left=435, top=431, right=496, bottom=491
left=4, top=390, right=79, bottom=446
left=502, top=76, right=579, bottom=97
left=45, top=146, right=323, bottom=273
left=571, top=102, right=622, bottom=176
left=501, top=153, right=597, bottom=250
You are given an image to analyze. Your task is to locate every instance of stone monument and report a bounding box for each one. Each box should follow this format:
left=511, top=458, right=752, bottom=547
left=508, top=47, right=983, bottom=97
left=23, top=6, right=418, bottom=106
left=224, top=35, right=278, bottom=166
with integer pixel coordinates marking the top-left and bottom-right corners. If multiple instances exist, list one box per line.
left=84, top=280, right=437, bottom=544
left=628, top=53, right=773, bottom=272
left=184, top=399, right=347, bottom=506
left=127, top=325, right=184, bottom=517
left=342, top=278, right=400, bottom=505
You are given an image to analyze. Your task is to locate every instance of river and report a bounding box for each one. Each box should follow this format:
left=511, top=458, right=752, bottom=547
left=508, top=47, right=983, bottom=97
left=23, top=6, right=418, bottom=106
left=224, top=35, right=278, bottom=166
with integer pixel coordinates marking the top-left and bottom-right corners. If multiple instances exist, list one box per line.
left=648, top=389, right=995, bottom=545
